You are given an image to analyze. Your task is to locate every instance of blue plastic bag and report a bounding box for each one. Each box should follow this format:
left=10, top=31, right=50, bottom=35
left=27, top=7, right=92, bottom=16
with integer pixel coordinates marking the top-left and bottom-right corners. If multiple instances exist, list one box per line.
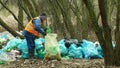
left=59, top=44, right=68, bottom=56
left=17, top=39, right=28, bottom=58
left=95, top=44, right=103, bottom=58
left=35, top=38, right=45, bottom=59
left=0, top=34, right=7, bottom=39
left=68, top=43, right=83, bottom=59
left=81, top=39, right=102, bottom=59
left=58, top=39, right=65, bottom=44
left=2, top=38, right=22, bottom=52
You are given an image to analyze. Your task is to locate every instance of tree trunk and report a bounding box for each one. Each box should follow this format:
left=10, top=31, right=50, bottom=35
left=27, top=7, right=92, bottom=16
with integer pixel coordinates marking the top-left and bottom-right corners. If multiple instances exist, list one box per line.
left=0, top=0, right=24, bottom=29
left=20, top=0, right=31, bottom=21
left=46, top=0, right=66, bottom=39
left=0, top=18, right=24, bottom=39
left=83, top=0, right=114, bottom=66
left=70, top=0, right=88, bottom=40
left=18, top=0, right=23, bottom=31
left=56, top=0, right=75, bottom=39
left=114, top=0, right=120, bottom=66
left=98, top=0, right=114, bottom=66
left=23, top=0, right=36, bottom=17
left=81, top=3, right=89, bottom=40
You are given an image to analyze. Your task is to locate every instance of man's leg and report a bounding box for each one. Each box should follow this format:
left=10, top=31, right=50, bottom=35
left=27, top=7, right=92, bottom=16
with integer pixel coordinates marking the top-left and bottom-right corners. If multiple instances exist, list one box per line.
left=25, top=34, right=35, bottom=58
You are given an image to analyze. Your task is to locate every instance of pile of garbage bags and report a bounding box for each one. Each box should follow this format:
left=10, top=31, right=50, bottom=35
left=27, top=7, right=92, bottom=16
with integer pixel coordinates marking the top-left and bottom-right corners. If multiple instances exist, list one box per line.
left=0, top=33, right=116, bottom=62
left=59, top=39, right=104, bottom=59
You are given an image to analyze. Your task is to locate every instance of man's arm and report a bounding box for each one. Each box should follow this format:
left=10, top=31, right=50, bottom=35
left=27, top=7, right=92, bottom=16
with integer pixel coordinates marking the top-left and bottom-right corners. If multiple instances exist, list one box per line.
left=33, top=19, right=46, bottom=35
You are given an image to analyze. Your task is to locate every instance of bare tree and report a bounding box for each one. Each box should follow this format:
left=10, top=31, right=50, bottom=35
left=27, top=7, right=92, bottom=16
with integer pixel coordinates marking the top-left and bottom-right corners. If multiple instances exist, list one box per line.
left=0, top=0, right=24, bottom=29
left=83, top=0, right=120, bottom=67
left=0, top=18, right=24, bottom=39
left=18, top=0, right=23, bottom=31
left=114, top=0, right=120, bottom=66
left=98, top=0, right=114, bottom=66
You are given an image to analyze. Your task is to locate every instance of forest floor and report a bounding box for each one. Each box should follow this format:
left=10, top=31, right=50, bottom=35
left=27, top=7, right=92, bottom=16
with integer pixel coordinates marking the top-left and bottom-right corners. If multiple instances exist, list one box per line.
left=0, top=58, right=105, bottom=68
left=0, top=58, right=117, bottom=68
left=1, top=58, right=120, bottom=68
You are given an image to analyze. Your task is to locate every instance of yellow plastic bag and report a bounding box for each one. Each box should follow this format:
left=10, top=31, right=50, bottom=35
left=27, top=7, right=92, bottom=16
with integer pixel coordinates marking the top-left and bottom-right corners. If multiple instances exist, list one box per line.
left=44, top=33, right=61, bottom=61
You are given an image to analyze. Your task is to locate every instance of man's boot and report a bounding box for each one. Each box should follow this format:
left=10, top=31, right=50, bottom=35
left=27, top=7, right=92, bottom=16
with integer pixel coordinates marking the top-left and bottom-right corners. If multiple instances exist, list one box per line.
left=29, top=50, right=34, bottom=59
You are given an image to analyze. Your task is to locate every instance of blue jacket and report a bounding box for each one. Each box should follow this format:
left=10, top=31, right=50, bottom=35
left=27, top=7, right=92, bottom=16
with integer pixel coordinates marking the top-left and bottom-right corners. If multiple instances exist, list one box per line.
left=32, top=16, right=45, bottom=35
left=22, top=16, right=45, bottom=36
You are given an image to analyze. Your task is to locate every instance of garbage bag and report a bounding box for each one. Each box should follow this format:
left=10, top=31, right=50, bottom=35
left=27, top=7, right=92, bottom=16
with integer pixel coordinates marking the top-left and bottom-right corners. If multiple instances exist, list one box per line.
left=17, top=39, right=28, bottom=58
left=81, top=39, right=101, bottom=59
left=0, top=34, right=7, bottom=39
left=2, top=38, right=22, bottom=52
left=62, top=56, right=70, bottom=60
left=36, top=48, right=45, bottom=59
left=35, top=38, right=45, bottom=59
left=58, top=39, right=65, bottom=44
left=64, top=39, right=79, bottom=48
left=94, top=41, right=104, bottom=58
left=35, top=44, right=45, bottom=59
left=45, top=26, right=52, bottom=34
left=59, top=44, right=68, bottom=56
left=35, top=38, right=45, bottom=44
left=68, top=43, right=83, bottom=59
left=44, top=33, right=61, bottom=60
left=95, top=44, right=103, bottom=58
left=0, top=34, right=9, bottom=49
left=0, top=50, right=16, bottom=61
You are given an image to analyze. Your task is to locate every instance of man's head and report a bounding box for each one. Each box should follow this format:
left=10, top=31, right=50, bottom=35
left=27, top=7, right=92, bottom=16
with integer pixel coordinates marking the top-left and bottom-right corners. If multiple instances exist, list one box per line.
left=40, top=13, right=47, bottom=22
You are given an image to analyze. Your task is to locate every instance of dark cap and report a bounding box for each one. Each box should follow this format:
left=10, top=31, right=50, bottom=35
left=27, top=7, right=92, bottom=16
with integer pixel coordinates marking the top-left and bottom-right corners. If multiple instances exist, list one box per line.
left=40, top=13, right=47, bottom=17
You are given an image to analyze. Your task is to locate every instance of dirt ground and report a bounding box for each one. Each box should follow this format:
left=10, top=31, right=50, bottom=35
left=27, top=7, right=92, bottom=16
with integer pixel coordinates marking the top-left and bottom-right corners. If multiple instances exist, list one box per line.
left=0, top=58, right=106, bottom=68
left=0, top=57, right=120, bottom=68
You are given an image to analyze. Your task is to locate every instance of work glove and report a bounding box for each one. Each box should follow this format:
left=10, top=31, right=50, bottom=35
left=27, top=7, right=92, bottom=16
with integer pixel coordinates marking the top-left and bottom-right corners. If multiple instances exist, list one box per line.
left=43, top=32, right=46, bottom=36
left=42, top=32, right=46, bottom=38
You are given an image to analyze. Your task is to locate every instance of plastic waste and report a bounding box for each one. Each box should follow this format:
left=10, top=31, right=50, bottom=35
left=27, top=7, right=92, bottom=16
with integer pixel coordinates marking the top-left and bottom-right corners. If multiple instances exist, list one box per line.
left=94, top=41, right=103, bottom=58
left=59, top=44, right=68, bottom=56
left=62, top=56, right=70, bottom=60
left=35, top=44, right=45, bottom=59
left=58, top=39, right=68, bottom=56
left=44, top=33, right=61, bottom=60
left=81, top=39, right=102, bottom=59
left=35, top=38, right=45, bottom=45
left=17, top=39, right=28, bottom=58
left=2, top=38, right=22, bottom=52
left=58, top=39, right=65, bottom=44
left=0, top=34, right=7, bottom=39
left=68, top=43, right=83, bottom=59
left=0, top=38, right=7, bottom=43
left=10, top=50, right=20, bottom=58
left=0, top=50, right=16, bottom=61
left=34, top=38, right=45, bottom=59
left=64, top=39, right=79, bottom=48
left=45, top=26, right=52, bottom=34
left=17, top=38, right=46, bottom=59
left=0, top=61, right=4, bottom=64
left=36, top=49, right=45, bottom=59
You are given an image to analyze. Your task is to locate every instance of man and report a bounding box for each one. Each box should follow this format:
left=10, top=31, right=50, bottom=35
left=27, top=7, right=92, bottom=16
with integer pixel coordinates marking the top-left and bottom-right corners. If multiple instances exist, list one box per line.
left=22, top=13, right=47, bottom=58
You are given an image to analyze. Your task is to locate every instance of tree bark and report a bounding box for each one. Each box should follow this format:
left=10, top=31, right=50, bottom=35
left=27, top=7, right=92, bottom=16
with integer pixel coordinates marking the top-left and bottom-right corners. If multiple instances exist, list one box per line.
left=23, top=0, right=36, bottom=17
left=56, top=0, right=75, bottom=39
left=0, top=0, right=24, bottom=29
left=0, top=18, right=24, bottom=39
left=83, top=0, right=114, bottom=66
left=114, top=0, right=120, bottom=66
left=18, top=0, right=23, bottom=31
left=98, top=0, right=114, bottom=66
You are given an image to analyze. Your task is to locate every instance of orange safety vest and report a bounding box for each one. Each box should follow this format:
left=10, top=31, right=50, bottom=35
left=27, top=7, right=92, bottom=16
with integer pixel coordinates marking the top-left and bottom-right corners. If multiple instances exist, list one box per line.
left=25, top=17, right=39, bottom=37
